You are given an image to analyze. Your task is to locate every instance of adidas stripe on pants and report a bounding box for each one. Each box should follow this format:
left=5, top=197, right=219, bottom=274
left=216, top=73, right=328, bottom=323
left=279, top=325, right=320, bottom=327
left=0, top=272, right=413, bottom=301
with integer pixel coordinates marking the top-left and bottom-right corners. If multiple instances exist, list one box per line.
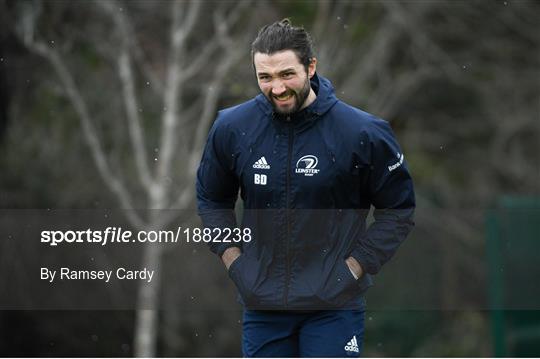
left=242, top=309, right=365, bottom=357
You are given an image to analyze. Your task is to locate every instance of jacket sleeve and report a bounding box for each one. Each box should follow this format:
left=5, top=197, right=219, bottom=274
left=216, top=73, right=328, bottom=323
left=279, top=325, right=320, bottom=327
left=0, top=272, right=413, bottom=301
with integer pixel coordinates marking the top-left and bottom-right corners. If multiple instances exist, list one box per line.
left=350, top=119, right=415, bottom=275
left=196, top=115, right=241, bottom=257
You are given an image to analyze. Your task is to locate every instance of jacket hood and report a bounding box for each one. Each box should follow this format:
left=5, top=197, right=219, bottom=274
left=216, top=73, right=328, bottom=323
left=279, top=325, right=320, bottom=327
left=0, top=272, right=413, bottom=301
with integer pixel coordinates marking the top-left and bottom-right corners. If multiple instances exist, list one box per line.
left=255, top=72, right=338, bottom=119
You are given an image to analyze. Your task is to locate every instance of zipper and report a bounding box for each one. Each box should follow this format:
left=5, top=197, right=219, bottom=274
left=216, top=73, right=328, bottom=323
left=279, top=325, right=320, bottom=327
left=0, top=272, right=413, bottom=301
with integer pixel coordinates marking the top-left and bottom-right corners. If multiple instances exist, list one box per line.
left=283, top=117, right=293, bottom=306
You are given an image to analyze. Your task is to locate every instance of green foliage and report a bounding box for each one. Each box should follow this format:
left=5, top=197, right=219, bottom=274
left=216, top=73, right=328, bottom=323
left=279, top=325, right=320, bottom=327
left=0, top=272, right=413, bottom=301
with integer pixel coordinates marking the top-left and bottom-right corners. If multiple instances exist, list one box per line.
left=276, top=1, right=317, bottom=27
left=364, top=311, right=490, bottom=356
left=0, top=77, right=112, bottom=208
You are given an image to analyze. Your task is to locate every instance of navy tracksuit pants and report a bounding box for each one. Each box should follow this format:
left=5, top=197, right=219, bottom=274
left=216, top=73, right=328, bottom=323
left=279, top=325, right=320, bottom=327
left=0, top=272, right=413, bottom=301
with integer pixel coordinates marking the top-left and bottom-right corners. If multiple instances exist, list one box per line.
left=242, top=309, right=365, bottom=357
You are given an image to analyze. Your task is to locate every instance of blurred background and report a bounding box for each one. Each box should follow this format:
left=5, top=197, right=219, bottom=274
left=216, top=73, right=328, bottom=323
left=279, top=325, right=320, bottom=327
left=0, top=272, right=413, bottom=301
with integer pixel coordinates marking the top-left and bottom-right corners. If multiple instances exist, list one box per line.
left=0, top=0, right=539, bottom=356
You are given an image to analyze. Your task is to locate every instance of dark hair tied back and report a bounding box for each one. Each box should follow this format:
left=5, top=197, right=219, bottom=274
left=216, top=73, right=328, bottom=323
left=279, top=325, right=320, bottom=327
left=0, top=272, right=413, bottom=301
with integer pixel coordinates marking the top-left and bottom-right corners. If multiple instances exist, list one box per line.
left=251, top=18, right=314, bottom=70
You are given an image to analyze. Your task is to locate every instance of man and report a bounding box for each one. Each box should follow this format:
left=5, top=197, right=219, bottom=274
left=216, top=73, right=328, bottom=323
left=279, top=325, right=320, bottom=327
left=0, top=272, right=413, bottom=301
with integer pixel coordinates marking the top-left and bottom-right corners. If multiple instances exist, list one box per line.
left=197, top=19, right=415, bottom=357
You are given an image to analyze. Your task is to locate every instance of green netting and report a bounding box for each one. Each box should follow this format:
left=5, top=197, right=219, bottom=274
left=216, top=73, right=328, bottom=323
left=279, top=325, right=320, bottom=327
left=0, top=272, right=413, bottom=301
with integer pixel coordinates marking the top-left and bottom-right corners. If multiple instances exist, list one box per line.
left=487, top=196, right=540, bottom=357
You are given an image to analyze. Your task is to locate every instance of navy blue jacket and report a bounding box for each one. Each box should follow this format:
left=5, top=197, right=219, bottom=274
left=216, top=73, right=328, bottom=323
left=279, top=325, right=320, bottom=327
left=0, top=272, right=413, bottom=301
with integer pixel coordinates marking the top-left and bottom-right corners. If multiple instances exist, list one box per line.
left=196, top=73, right=415, bottom=310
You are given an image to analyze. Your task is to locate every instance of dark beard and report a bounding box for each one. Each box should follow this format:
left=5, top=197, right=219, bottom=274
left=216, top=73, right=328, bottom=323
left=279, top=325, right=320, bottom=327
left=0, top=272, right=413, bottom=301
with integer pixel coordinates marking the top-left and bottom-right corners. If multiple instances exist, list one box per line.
left=268, top=78, right=311, bottom=115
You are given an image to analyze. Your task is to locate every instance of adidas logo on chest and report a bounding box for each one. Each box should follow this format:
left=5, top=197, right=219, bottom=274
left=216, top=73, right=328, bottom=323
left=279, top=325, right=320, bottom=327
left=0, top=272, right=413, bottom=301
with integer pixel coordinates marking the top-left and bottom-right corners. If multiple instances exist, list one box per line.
left=253, top=156, right=270, bottom=169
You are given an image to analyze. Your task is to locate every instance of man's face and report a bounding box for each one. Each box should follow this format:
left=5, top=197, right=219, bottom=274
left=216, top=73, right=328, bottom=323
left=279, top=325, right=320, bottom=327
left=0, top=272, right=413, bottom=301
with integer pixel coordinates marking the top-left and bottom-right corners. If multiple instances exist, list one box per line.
left=254, top=50, right=316, bottom=115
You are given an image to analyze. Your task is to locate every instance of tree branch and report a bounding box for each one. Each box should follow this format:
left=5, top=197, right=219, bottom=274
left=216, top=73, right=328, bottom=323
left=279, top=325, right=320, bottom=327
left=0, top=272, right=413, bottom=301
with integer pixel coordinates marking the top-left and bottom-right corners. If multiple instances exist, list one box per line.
left=97, top=0, right=164, bottom=94
left=117, top=48, right=154, bottom=191
left=189, top=8, right=248, bottom=174
left=381, top=1, right=461, bottom=78
left=96, top=0, right=155, bottom=191
left=17, top=5, right=144, bottom=228
left=155, top=0, right=202, bottom=197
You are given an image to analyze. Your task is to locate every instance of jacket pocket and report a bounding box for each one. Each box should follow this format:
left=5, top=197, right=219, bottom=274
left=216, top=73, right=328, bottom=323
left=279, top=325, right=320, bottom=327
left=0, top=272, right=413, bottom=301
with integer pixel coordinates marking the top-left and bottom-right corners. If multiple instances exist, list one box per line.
left=227, top=255, right=256, bottom=305
left=317, top=259, right=366, bottom=307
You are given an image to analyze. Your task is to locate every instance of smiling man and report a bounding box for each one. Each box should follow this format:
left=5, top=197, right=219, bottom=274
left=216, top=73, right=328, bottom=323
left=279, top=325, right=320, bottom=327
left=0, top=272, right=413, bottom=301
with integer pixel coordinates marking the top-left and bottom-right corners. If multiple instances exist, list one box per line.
left=197, top=19, right=415, bottom=357
left=255, top=50, right=316, bottom=115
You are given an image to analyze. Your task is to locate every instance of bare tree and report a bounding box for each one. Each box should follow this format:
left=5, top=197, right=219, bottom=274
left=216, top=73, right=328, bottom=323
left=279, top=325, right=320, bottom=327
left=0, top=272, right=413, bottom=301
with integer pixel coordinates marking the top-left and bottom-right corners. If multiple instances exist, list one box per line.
left=16, top=0, right=253, bottom=355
